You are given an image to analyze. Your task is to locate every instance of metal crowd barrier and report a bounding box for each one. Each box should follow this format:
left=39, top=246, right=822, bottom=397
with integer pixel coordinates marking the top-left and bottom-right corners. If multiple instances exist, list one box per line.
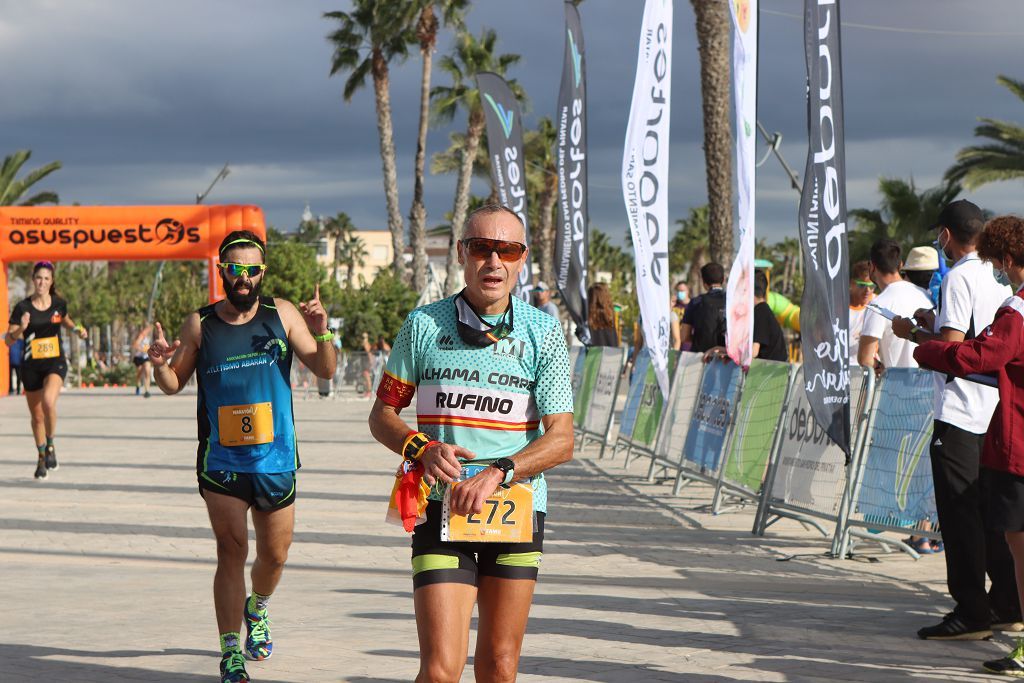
left=568, top=354, right=944, bottom=562
left=711, top=359, right=795, bottom=514
left=573, top=346, right=627, bottom=457
left=674, top=359, right=743, bottom=493
left=645, top=352, right=706, bottom=483
left=836, top=367, right=939, bottom=559
left=753, top=366, right=873, bottom=551
left=609, top=350, right=680, bottom=467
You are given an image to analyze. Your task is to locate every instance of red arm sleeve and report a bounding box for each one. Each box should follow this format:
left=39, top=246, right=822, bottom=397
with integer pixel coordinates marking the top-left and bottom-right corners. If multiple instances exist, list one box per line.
left=914, top=304, right=1023, bottom=376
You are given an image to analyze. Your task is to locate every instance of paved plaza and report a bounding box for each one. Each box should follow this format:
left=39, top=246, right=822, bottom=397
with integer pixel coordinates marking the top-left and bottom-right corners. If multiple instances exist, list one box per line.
left=0, top=387, right=1014, bottom=681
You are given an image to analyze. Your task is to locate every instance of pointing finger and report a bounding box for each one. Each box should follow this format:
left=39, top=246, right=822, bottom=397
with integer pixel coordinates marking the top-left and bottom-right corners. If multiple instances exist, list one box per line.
left=154, top=322, right=164, bottom=341
left=314, top=283, right=320, bottom=301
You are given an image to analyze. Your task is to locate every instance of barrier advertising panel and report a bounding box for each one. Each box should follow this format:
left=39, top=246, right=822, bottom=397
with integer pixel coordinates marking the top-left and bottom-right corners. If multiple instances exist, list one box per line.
left=721, top=360, right=792, bottom=494
left=682, top=359, right=742, bottom=474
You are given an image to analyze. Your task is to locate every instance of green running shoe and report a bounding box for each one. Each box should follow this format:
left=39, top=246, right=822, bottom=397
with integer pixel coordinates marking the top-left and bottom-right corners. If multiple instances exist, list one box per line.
left=243, top=597, right=273, bottom=661
left=34, top=456, right=47, bottom=479
left=44, top=444, right=57, bottom=470
left=984, top=639, right=1024, bottom=677
left=220, top=651, right=249, bottom=682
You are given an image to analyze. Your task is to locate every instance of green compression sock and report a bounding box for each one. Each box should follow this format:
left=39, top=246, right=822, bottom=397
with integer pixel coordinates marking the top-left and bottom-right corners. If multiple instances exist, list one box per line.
left=247, top=592, right=271, bottom=615
left=220, top=632, right=241, bottom=654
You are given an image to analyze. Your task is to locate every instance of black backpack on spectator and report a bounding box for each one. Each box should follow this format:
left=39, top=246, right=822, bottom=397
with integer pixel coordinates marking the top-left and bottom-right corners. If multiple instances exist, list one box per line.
left=691, top=288, right=727, bottom=352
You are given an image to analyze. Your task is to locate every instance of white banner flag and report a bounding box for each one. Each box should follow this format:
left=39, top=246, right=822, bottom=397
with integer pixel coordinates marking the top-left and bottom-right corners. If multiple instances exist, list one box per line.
left=726, top=0, right=757, bottom=368
left=622, top=0, right=672, bottom=399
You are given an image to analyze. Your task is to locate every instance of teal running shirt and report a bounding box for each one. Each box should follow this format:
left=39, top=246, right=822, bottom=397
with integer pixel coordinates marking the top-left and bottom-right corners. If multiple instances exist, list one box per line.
left=377, top=294, right=574, bottom=512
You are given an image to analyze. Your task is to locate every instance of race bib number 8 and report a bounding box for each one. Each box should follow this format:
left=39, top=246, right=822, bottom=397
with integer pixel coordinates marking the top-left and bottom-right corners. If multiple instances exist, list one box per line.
left=30, top=336, right=60, bottom=359
left=442, top=481, right=533, bottom=543
left=218, top=402, right=274, bottom=447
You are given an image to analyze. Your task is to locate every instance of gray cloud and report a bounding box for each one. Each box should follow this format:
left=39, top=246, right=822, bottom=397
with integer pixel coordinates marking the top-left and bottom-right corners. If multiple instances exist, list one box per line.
left=1, top=0, right=1021, bottom=253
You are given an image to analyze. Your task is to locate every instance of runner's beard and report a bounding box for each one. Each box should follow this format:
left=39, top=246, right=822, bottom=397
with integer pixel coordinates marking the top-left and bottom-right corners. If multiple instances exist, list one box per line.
left=223, top=275, right=262, bottom=311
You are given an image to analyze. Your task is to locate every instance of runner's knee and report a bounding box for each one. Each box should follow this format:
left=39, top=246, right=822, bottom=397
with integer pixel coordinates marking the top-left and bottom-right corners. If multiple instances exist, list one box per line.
left=418, top=659, right=464, bottom=683
left=475, top=651, right=519, bottom=682
left=257, top=545, right=288, bottom=570
left=214, top=533, right=248, bottom=564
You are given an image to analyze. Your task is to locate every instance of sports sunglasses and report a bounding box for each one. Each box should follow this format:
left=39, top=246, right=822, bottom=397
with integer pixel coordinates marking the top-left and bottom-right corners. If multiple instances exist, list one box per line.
left=461, top=237, right=527, bottom=262
left=219, top=262, right=266, bottom=277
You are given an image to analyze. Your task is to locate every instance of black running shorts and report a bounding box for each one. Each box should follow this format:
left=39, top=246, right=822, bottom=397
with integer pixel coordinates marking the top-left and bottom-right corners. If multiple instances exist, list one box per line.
left=411, top=500, right=544, bottom=589
left=20, top=359, right=67, bottom=392
left=198, top=470, right=296, bottom=512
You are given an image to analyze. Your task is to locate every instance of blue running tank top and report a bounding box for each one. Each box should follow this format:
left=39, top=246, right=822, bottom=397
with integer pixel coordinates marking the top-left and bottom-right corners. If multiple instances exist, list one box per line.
left=195, top=296, right=297, bottom=474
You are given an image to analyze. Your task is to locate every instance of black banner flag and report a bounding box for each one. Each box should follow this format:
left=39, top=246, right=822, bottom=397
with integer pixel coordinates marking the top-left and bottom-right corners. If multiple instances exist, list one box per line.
left=555, top=1, right=590, bottom=342
left=476, top=72, right=532, bottom=301
left=798, top=0, right=850, bottom=454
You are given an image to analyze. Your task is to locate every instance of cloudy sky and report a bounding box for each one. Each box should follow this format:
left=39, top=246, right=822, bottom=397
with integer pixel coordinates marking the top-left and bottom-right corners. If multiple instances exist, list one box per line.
left=2, top=0, right=1021, bottom=249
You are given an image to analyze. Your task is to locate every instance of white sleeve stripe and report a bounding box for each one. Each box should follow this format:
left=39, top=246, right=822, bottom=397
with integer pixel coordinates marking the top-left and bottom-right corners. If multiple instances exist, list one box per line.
left=1002, top=296, right=1024, bottom=321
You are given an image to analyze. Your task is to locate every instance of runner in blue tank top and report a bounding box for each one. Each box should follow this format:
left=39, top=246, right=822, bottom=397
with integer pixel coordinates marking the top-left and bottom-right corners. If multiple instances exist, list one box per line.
left=148, top=230, right=337, bottom=683
left=369, top=205, right=575, bottom=682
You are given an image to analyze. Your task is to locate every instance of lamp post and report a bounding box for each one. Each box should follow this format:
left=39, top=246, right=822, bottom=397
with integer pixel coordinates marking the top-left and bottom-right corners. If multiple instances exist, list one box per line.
left=144, top=163, right=230, bottom=324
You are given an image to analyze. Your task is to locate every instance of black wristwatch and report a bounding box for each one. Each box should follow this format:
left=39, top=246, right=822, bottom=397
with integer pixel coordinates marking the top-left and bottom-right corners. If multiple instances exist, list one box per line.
left=490, top=457, right=515, bottom=488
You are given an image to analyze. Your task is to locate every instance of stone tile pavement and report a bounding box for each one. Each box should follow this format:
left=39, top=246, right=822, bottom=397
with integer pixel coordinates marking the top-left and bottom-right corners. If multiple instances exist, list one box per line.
left=0, top=388, right=1014, bottom=681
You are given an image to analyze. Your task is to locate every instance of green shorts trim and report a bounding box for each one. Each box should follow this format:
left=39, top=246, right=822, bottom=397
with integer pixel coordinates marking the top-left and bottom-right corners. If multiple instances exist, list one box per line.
left=410, top=500, right=544, bottom=589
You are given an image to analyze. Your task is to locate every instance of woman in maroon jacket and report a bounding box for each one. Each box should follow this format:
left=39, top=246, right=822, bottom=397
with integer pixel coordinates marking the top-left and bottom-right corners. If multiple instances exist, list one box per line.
left=915, top=215, right=1024, bottom=676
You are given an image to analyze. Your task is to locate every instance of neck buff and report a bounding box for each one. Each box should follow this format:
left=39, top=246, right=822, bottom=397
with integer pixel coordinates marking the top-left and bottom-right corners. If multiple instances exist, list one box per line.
left=454, top=291, right=514, bottom=347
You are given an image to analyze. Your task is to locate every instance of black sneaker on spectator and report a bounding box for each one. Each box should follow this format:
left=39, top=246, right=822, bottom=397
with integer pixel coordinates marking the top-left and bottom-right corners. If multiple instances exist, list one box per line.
left=917, top=612, right=992, bottom=640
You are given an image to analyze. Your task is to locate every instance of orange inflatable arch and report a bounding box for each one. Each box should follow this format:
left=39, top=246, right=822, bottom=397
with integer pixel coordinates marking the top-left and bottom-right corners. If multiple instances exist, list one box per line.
left=0, top=205, right=266, bottom=396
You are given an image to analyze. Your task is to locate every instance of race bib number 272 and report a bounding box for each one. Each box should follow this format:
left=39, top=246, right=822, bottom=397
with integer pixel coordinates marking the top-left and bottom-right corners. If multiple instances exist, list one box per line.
left=442, top=480, right=533, bottom=543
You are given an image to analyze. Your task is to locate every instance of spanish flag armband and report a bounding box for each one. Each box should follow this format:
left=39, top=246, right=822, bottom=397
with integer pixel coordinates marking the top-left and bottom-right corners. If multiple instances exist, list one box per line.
left=402, top=431, right=435, bottom=461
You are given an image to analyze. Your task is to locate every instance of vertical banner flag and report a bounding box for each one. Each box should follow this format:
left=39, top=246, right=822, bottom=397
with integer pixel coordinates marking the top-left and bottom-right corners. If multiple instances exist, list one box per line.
left=622, top=0, right=672, bottom=399
left=798, top=0, right=850, bottom=453
left=556, top=1, right=590, bottom=343
left=477, top=72, right=532, bottom=301
left=726, top=0, right=757, bottom=368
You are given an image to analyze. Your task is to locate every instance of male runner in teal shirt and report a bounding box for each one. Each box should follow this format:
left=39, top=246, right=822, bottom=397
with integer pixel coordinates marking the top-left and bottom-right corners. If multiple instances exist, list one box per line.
left=369, top=204, right=574, bottom=682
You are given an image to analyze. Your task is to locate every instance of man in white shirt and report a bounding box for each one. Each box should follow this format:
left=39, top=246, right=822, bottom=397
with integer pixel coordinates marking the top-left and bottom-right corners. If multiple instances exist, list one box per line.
left=859, top=240, right=933, bottom=372
left=893, top=199, right=1019, bottom=640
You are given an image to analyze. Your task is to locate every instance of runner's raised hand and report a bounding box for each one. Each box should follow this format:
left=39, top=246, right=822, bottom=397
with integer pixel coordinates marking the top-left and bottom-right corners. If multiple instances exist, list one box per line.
left=299, top=283, right=329, bottom=335
left=147, top=321, right=180, bottom=368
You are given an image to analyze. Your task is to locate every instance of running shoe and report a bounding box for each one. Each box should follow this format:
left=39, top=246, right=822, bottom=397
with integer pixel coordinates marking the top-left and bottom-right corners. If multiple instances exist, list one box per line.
left=33, top=456, right=47, bottom=479
left=243, top=598, right=273, bottom=660
left=983, top=639, right=1024, bottom=676
left=918, top=612, right=992, bottom=640
left=219, top=651, right=249, bottom=682
left=44, top=445, right=57, bottom=470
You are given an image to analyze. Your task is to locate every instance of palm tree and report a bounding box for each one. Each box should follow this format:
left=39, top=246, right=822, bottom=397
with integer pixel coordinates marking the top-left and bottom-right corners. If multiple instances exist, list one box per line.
left=0, top=150, right=61, bottom=206
left=690, top=0, right=733, bottom=265
left=525, top=116, right=559, bottom=286
left=326, top=3, right=416, bottom=280
left=848, top=177, right=961, bottom=263
left=322, top=212, right=358, bottom=282
left=946, top=75, right=1024, bottom=190
left=431, top=131, right=491, bottom=183
left=335, top=230, right=369, bottom=289
left=431, top=29, right=524, bottom=295
left=668, top=206, right=710, bottom=295
left=409, top=0, right=469, bottom=292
